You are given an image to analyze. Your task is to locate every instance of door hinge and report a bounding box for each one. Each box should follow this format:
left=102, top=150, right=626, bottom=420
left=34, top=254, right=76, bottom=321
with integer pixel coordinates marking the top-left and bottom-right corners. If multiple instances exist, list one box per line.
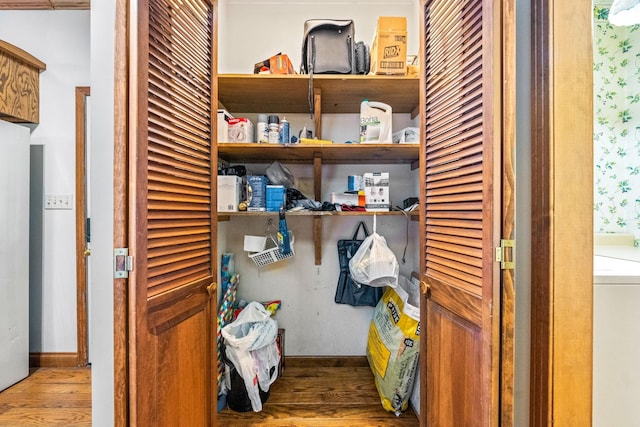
left=114, top=248, right=133, bottom=278
left=495, top=239, right=515, bottom=270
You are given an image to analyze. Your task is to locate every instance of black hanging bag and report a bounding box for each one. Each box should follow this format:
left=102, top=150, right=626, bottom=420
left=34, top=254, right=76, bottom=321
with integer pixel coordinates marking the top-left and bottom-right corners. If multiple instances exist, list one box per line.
left=335, top=221, right=384, bottom=307
left=300, top=19, right=356, bottom=75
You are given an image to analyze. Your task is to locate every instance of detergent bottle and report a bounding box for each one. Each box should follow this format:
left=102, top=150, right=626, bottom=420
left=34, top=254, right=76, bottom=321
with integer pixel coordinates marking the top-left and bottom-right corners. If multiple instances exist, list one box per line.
left=359, top=100, right=393, bottom=144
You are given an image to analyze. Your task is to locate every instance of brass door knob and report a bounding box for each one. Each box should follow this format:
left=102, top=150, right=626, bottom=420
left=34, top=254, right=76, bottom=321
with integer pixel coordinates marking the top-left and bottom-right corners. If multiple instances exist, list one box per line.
left=84, top=248, right=91, bottom=256
left=420, top=281, right=431, bottom=298
left=206, top=283, right=216, bottom=297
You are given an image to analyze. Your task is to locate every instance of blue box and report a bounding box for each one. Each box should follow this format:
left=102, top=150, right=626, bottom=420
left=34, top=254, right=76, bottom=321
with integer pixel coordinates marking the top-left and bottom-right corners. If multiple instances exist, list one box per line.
left=247, top=175, right=268, bottom=211
left=266, top=185, right=286, bottom=212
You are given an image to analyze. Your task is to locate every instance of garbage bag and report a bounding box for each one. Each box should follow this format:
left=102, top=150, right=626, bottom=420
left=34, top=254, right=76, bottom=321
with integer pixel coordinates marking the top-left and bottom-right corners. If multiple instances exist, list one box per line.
left=221, top=341, right=271, bottom=412
left=221, top=301, right=280, bottom=412
left=367, top=275, right=420, bottom=415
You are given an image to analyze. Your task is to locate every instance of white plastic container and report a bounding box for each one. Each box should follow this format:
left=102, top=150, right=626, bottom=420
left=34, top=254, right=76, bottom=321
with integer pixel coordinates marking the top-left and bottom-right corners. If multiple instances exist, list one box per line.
left=243, top=235, right=267, bottom=252
left=359, top=100, right=393, bottom=144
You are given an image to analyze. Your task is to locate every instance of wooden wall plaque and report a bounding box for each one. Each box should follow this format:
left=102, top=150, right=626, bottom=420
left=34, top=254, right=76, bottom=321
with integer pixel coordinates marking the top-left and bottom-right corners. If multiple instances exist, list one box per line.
left=0, top=40, right=46, bottom=124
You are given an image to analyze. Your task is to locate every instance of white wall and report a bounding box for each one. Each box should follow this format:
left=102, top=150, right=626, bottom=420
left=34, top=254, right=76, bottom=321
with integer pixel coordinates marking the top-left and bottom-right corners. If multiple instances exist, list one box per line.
left=89, top=2, right=116, bottom=425
left=0, top=11, right=90, bottom=354
left=218, top=0, right=419, bottom=75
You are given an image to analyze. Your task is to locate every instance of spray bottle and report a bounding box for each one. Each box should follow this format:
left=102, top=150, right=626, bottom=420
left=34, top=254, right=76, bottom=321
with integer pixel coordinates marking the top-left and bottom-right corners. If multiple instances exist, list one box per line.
left=277, top=205, right=292, bottom=255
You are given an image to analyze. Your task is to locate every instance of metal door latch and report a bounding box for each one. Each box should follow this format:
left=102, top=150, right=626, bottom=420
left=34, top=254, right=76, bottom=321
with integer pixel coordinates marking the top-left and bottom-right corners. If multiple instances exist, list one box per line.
left=495, top=239, right=515, bottom=270
left=114, top=248, right=133, bottom=278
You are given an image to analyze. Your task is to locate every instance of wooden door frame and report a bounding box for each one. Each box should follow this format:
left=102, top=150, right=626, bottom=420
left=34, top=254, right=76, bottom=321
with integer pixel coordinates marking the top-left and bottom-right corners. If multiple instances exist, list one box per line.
left=530, top=0, right=593, bottom=425
left=75, top=86, right=91, bottom=367
left=113, top=0, right=129, bottom=425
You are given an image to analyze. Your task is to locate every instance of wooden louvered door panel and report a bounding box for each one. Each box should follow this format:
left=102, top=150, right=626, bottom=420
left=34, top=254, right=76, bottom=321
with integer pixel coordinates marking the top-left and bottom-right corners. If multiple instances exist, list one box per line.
left=419, top=0, right=511, bottom=425
left=127, top=0, right=216, bottom=425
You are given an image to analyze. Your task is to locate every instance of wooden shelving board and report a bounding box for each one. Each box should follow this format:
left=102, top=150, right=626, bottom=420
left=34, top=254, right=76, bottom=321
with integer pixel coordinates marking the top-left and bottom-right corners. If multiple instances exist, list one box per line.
left=218, top=210, right=418, bottom=218
left=217, top=74, right=420, bottom=116
left=217, top=143, right=420, bottom=165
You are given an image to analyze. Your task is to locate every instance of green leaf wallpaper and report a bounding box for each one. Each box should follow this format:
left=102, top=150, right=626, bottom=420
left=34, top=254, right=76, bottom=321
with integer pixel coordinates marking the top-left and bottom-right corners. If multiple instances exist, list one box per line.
left=594, top=6, right=640, bottom=246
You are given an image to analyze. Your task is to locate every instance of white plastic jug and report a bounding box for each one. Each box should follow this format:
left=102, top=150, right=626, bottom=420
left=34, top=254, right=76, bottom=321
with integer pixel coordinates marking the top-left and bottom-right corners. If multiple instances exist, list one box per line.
left=360, top=100, right=393, bottom=144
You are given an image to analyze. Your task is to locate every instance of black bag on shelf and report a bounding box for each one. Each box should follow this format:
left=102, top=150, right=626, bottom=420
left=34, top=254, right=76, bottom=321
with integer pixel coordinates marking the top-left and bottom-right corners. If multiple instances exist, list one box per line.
left=335, top=221, right=384, bottom=307
left=300, top=19, right=356, bottom=75
left=355, top=41, right=370, bottom=74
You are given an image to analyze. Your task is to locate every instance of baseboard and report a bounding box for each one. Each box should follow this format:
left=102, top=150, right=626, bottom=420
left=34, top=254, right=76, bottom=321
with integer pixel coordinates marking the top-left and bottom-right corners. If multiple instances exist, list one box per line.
left=285, top=355, right=368, bottom=368
left=30, top=352, right=79, bottom=368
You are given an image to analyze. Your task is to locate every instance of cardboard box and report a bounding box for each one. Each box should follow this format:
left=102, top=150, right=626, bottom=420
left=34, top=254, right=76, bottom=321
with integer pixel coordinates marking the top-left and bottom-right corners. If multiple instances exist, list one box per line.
left=247, top=175, right=268, bottom=211
left=364, top=172, right=390, bottom=212
left=217, top=175, right=243, bottom=212
left=270, top=54, right=295, bottom=74
left=253, top=53, right=296, bottom=75
left=331, top=192, right=364, bottom=206
left=228, top=118, right=255, bottom=143
left=217, top=109, right=233, bottom=142
left=369, top=17, right=407, bottom=75
left=266, top=185, right=286, bottom=212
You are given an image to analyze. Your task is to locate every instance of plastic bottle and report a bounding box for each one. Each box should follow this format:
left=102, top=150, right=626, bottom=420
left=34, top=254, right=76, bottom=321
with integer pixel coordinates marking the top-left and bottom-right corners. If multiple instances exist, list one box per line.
left=268, top=115, right=279, bottom=144
left=359, top=100, right=393, bottom=144
left=279, top=117, right=290, bottom=144
left=256, top=114, right=269, bottom=143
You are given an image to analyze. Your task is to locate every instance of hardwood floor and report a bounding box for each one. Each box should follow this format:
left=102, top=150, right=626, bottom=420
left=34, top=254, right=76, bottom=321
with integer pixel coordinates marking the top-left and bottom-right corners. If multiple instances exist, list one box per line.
left=218, top=358, right=420, bottom=426
left=0, top=361, right=420, bottom=426
left=0, top=367, right=91, bottom=426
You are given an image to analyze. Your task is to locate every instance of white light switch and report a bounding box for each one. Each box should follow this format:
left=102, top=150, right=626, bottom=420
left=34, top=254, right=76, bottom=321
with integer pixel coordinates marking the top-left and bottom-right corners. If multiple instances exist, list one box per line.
left=45, top=194, right=73, bottom=210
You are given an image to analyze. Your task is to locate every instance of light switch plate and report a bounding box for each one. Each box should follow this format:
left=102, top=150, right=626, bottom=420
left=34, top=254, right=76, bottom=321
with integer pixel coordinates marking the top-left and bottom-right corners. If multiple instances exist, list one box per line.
left=45, top=194, right=73, bottom=210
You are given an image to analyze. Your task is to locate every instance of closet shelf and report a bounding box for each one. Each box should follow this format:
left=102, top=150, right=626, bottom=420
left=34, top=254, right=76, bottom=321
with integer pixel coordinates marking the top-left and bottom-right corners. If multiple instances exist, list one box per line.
left=218, top=210, right=418, bottom=218
left=217, top=74, right=420, bottom=116
left=217, top=143, right=419, bottom=165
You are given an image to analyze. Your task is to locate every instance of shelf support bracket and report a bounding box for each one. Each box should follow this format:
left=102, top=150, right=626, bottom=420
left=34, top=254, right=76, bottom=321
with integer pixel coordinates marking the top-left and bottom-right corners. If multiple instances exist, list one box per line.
left=314, top=87, right=322, bottom=139
left=313, top=153, right=322, bottom=265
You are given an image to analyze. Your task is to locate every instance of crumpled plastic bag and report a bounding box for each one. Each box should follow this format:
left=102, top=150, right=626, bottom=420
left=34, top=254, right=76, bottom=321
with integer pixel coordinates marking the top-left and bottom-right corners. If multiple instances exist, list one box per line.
left=286, top=187, right=321, bottom=210
left=221, top=301, right=280, bottom=411
left=266, top=161, right=295, bottom=188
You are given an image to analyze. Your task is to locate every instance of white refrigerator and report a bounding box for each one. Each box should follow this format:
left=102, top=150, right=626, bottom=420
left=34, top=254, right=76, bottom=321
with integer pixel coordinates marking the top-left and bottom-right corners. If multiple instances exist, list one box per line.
left=0, top=119, right=30, bottom=391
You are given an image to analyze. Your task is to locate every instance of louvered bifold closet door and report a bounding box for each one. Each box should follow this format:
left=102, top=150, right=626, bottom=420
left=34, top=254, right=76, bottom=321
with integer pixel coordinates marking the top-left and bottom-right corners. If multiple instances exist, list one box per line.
left=138, top=0, right=215, bottom=331
left=421, top=0, right=501, bottom=424
left=126, top=0, right=216, bottom=424
left=424, top=0, right=488, bottom=320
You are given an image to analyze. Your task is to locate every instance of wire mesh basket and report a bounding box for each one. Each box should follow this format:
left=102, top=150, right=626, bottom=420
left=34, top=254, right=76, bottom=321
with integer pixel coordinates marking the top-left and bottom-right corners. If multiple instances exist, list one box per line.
left=248, top=232, right=295, bottom=267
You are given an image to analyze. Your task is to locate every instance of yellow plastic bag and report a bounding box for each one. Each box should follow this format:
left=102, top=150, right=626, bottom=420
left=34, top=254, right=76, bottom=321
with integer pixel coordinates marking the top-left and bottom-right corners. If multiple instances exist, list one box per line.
left=366, top=275, right=420, bottom=415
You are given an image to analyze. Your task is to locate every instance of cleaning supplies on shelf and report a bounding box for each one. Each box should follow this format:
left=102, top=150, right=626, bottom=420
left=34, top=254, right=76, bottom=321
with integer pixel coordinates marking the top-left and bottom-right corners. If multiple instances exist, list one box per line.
left=359, top=100, right=393, bottom=144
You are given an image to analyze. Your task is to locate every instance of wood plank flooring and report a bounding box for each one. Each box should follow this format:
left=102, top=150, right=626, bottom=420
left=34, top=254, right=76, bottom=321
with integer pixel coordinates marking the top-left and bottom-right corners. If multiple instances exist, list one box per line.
left=0, top=362, right=420, bottom=426
left=0, top=368, right=91, bottom=426
left=218, top=359, right=420, bottom=426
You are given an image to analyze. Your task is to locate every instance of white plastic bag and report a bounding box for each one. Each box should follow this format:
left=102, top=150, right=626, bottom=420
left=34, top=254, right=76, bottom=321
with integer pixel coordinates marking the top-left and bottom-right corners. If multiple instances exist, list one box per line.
left=221, top=301, right=280, bottom=412
left=349, top=232, right=399, bottom=288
